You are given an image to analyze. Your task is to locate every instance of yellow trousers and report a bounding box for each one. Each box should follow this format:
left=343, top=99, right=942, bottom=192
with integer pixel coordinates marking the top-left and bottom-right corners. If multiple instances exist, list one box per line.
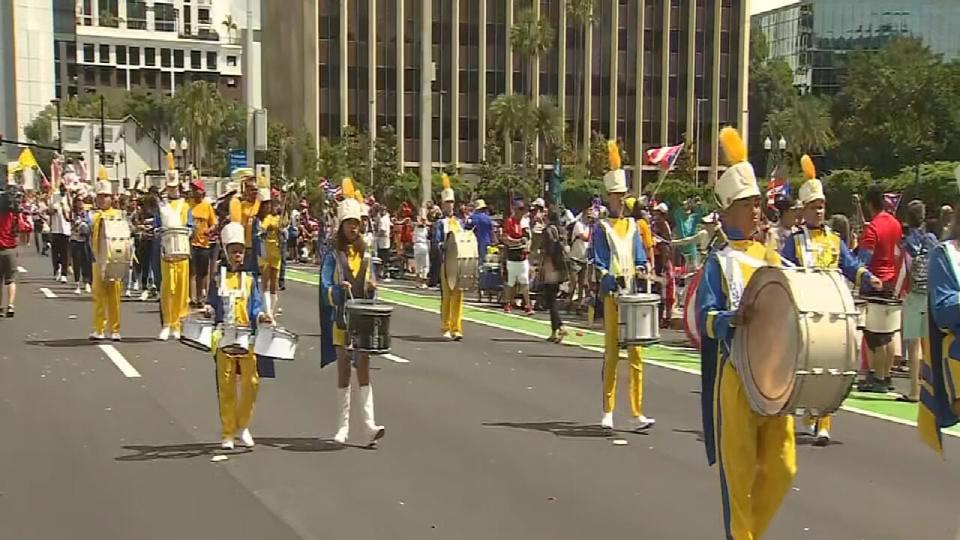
left=803, top=415, right=832, bottom=433
left=215, top=351, right=259, bottom=440
left=440, top=270, right=463, bottom=335
left=91, top=271, right=122, bottom=334
left=602, top=295, right=644, bottom=416
left=160, top=259, right=190, bottom=331
left=717, top=361, right=797, bottom=540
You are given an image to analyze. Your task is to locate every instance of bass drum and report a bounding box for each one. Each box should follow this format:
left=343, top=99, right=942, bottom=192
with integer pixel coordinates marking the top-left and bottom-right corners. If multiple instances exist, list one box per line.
left=732, top=266, right=859, bottom=417
left=443, top=230, right=479, bottom=290
left=98, top=217, right=132, bottom=281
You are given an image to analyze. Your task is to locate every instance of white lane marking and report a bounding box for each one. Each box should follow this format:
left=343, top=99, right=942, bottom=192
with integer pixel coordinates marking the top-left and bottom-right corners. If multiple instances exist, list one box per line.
left=383, top=353, right=410, bottom=364
left=39, top=287, right=57, bottom=298
left=16, top=266, right=26, bottom=273
left=98, top=344, right=142, bottom=378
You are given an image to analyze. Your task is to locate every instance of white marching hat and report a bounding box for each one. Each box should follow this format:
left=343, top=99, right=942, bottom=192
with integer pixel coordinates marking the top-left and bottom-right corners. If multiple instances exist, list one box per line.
left=96, top=180, right=112, bottom=195
left=715, top=127, right=760, bottom=210
left=440, top=173, right=455, bottom=203
left=797, top=155, right=824, bottom=205
left=337, top=177, right=364, bottom=224
left=221, top=222, right=245, bottom=246
left=603, top=141, right=627, bottom=194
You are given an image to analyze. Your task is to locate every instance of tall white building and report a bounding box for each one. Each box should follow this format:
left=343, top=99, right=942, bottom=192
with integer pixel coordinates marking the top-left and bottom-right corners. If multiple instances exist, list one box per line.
left=0, top=0, right=56, bottom=148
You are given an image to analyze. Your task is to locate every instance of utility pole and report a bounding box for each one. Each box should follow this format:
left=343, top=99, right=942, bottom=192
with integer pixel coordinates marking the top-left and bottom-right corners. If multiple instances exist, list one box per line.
left=53, top=98, right=63, bottom=153
left=419, top=0, right=432, bottom=206
left=99, top=95, right=106, bottom=164
left=244, top=0, right=258, bottom=167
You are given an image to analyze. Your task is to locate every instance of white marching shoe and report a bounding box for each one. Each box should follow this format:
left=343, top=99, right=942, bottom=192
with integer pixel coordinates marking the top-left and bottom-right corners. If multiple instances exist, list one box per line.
left=359, top=385, right=385, bottom=446
left=238, top=428, right=255, bottom=448
left=221, top=438, right=235, bottom=450
left=171, top=328, right=182, bottom=340
left=815, top=429, right=831, bottom=446
left=332, top=386, right=351, bottom=444
left=158, top=326, right=170, bottom=341
left=631, top=415, right=656, bottom=431
left=600, top=411, right=614, bottom=430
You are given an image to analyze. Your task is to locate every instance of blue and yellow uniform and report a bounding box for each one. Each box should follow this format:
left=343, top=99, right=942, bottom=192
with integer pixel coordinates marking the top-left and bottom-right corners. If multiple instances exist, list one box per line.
left=781, top=224, right=874, bottom=438
left=160, top=197, right=193, bottom=334
left=91, top=207, right=123, bottom=336
left=206, top=267, right=264, bottom=442
left=320, top=244, right=374, bottom=362
left=590, top=214, right=650, bottom=424
left=435, top=214, right=465, bottom=337
left=697, top=229, right=797, bottom=540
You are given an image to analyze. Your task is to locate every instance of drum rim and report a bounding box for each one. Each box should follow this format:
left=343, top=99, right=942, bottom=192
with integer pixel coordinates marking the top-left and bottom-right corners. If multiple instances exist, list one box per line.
left=865, top=297, right=902, bottom=306
left=617, top=293, right=661, bottom=303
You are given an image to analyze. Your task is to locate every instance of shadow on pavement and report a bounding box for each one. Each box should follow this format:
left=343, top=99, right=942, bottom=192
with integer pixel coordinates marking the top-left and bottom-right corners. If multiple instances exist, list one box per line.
left=672, top=428, right=705, bottom=442
left=26, top=337, right=158, bottom=347
left=117, top=437, right=344, bottom=461
left=483, top=420, right=614, bottom=439
left=491, top=337, right=543, bottom=344
left=394, top=335, right=452, bottom=343
left=525, top=354, right=597, bottom=360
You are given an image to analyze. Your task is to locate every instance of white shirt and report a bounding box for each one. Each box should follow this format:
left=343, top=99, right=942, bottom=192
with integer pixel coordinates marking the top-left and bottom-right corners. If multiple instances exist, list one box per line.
left=376, top=213, right=391, bottom=250
left=289, top=209, right=301, bottom=229
left=413, top=225, right=429, bottom=245
left=49, top=193, right=71, bottom=236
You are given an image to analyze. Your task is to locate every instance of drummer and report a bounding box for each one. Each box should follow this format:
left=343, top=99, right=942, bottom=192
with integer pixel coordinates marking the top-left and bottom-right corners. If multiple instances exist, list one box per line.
left=435, top=174, right=466, bottom=341
left=695, top=127, right=795, bottom=540
left=590, top=141, right=654, bottom=432
left=89, top=180, right=123, bottom=341
left=319, top=177, right=385, bottom=447
left=203, top=222, right=272, bottom=450
left=228, top=171, right=261, bottom=275
left=158, top=172, right=193, bottom=341
left=780, top=155, right=882, bottom=446
left=257, top=189, right=283, bottom=318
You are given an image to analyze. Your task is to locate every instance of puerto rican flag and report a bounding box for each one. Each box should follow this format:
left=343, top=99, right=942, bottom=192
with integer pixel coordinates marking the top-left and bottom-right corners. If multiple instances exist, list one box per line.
left=645, top=143, right=684, bottom=172
left=884, top=192, right=902, bottom=213
left=766, top=178, right=790, bottom=207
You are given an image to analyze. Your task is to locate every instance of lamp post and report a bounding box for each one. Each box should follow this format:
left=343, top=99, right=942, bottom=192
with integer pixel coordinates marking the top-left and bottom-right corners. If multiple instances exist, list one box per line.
left=179, top=137, right=189, bottom=170
left=763, top=136, right=773, bottom=178
left=51, top=98, right=63, bottom=153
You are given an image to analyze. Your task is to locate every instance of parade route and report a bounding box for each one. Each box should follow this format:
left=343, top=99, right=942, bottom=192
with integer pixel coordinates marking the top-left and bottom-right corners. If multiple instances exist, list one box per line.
left=2, top=252, right=959, bottom=540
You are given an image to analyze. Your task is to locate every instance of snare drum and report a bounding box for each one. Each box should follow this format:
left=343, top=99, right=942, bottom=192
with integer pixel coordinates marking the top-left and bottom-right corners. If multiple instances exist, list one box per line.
left=181, top=316, right=215, bottom=350
left=864, top=297, right=902, bottom=335
left=732, top=267, right=859, bottom=417
left=219, top=325, right=253, bottom=355
left=346, top=300, right=394, bottom=354
left=254, top=326, right=298, bottom=361
left=443, top=230, right=479, bottom=290
left=617, top=293, right=661, bottom=346
left=160, top=227, right=191, bottom=261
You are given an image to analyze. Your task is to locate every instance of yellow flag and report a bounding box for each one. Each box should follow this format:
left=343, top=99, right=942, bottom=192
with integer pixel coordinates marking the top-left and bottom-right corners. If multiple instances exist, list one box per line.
left=18, top=148, right=38, bottom=169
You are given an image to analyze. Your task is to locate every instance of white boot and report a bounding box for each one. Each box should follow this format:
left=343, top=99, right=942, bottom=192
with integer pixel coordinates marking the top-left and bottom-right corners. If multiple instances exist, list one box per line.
left=271, top=293, right=281, bottom=315
left=332, top=386, right=351, bottom=444
left=359, top=385, right=385, bottom=446
left=263, top=293, right=273, bottom=318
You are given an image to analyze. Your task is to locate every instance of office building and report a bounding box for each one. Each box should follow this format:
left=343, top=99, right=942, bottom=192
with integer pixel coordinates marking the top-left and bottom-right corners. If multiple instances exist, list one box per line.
left=265, top=0, right=751, bottom=186
left=752, top=0, right=960, bottom=95
left=1, top=0, right=56, bottom=149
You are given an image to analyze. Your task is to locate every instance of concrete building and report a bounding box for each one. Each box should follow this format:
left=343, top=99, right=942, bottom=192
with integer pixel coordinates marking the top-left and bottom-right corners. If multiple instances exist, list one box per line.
left=57, top=0, right=257, bottom=102
left=264, top=0, right=752, bottom=187
left=752, top=0, right=960, bottom=95
left=0, top=0, right=57, bottom=153
left=55, top=115, right=169, bottom=182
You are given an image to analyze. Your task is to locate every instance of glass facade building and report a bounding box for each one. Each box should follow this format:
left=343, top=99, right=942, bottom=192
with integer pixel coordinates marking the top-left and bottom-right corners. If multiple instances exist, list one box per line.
left=279, top=0, right=751, bottom=184
left=753, top=0, right=960, bottom=95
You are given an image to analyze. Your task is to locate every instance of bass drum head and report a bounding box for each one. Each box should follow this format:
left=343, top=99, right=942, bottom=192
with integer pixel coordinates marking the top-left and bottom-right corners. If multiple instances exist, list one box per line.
left=735, top=267, right=800, bottom=415
left=443, top=233, right=460, bottom=289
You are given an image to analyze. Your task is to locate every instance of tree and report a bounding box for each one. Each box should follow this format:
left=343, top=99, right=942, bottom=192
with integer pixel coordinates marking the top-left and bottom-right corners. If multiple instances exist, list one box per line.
left=833, top=38, right=960, bottom=176
left=510, top=7, right=555, bottom=100
left=748, top=31, right=797, bottom=172
left=222, top=15, right=238, bottom=42
left=299, top=130, right=319, bottom=185
left=371, top=125, right=401, bottom=203
left=171, top=81, right=225, bottom=172
left=488, top=94, right=533, bottom=168
left=265, top=120, right=294, bottom=179
left=762, top=95, right=837, bottom=159
left=567, top=0, right=595, bottom=155
left=532, top=97, right=564, bottom=164
left=124, top=89, right=175, bottom=141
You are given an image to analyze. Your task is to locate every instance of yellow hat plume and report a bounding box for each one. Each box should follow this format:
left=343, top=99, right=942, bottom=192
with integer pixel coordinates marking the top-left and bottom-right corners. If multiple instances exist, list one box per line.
left=800, top=154, right=816, bottom=180
left=607, top=141, right=621, bottom=170
left=442, top=173, right=451, bottom=190
left=342, top=177, right=356, bottom=199
left=719, top=127, right=747, bottom=165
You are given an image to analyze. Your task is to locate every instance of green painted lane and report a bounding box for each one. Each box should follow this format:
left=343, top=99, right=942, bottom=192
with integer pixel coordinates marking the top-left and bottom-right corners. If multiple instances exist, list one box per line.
left=285, top=267, right=957, bottom=436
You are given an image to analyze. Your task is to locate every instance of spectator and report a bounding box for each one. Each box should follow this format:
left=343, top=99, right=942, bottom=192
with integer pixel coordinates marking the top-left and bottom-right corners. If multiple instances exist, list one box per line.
left=539, top=210, right=568, bottom=342
left=939, top=204, right=953, bottom=241
left=374, top=205, right=392, bottom=281
left=829, top=214, right=853, bottom=248
left=651, top=202, right=674, bottom=326
left=69, top=195, right=92, bottom=295
left=766, top=197, right=801, bottom=254
left=412, top=215, right=430, bottom=289
left=899, top=200, right=938, bottom=402
left=671, top=212, right=725, bottom=267
left=568, top=207, right=594, bottom=306
left=0, top=187, right=19, bottom=316
left=672, top=197, right=705, bottom=269
left=49, top=183, right=71, bottom=283
left=503, top=200, right=533, bottom=314
left=466, top=199, right=494, bottom=262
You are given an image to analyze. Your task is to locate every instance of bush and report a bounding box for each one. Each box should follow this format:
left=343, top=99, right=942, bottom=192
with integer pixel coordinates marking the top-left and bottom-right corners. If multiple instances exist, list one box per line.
left=561, top=177, right=604, bottom=212
left=822, top=169, right=874, bottom=216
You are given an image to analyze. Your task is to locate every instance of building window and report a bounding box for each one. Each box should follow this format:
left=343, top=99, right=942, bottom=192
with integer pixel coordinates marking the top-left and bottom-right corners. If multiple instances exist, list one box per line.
left=206, top=52, right=217, bottom=70
left=227, top=55, right=238, bottom=67
left=226, top=77, right=237, bottom=87
left=116, top=45, right=126, bottom=65
left=161, top=48, right=171, bottom=67
left=99, top=44, right=110, bottom=63
left=83, top=43, right=95, bottom=63
left=129, top=47, right=140, bottom=65
left=174, top=49, right=184, bottom=68
left=145, top=47, right=155, bottom=66
left=191, top=50, right=202, bottom=70
left=130, top=70, right=141, bottom=85
left=117, top=70, right=127, bottom=87
left=145, top=70, right=157, bottom=87
left=198, top=8, right=210, bottom=24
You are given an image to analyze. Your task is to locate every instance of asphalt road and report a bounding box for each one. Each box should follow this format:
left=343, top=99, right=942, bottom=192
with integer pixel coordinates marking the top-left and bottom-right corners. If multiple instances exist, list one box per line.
left=1, top=250, right=959, bottom=540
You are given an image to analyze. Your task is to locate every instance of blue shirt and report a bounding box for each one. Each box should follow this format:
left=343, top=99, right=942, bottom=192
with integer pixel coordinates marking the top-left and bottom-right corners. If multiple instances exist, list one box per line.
left=466, top=212, right=494, bottom=255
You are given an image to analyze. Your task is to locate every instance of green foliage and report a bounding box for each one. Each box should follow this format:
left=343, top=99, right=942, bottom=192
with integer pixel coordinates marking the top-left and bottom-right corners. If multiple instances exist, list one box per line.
left=651, top=179, right=713, bottom=213
left=762, top=95, right=837, bottom=159
left=264, top=120, right=293, bottom=179
left=560, top=177, right=604, bottom=211
left=299, top=130, right=319, bottom=184
left=511, top=7, right=555, bottom=98
left=748, top=31, right=797, bottom=170
left=371, top=125, right=400, bottom=203
left=888, top=162, right=960, bottom=213
left=384, top=171, right=421, bottom=210
left=833, top=38, right=960, bottom=176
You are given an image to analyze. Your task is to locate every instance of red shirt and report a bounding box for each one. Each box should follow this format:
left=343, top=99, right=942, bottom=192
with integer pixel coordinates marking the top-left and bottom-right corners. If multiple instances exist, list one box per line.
left=0, top=212, right=17, bottom=250
left=859, top=210, right=902, bottom=282
left=503, top=215, right=528, bottom=261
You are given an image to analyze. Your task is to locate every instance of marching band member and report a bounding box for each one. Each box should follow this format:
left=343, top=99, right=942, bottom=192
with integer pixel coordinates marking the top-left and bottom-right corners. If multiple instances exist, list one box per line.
left=696, top=127, right=795, bottom=540
left=780, top=155, right=882, bottom=446
left=89, top=181, right=123, bottom=341
left=319, top=178, right=385, bottom=447
left=158, top=173, right=193, bottom=341
left=435, top=175, right=465, bottom=340
left=257, top=190, right=283, bottom=317
left=203, top=221, right=272, bottom=450
left=590, top=141, right=655, bottom=431
left=229, top=172, right=261, bottom=274
left=188, top=179, right=217, bottom=306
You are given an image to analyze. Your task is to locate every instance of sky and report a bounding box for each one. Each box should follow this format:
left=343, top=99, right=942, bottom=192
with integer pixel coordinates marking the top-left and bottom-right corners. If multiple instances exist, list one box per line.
left=751, top=0, right=799, bottom=15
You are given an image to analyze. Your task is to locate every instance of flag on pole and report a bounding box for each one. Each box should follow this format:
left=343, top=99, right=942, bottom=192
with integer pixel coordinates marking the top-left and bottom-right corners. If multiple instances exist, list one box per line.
left=766, top=178, right=791, bottom=207
left=51, top=157, right=62, bottom=188
left=644, top=143, right=684, bottom=172
left=884, top=192, right=902, bottom=213
left=17, top=148, right=38, bottom=170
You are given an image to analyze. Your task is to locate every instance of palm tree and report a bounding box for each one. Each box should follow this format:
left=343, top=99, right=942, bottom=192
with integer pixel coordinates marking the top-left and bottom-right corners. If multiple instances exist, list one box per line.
left=567, top=0, right=595, bottom=155
left=763, top=96, right=837, bottom=163
left=510, top=8, right=555, bottom=100
left=173, top=81, right=225, bottom=173
left=489, top=94, right=534, bottom=172
left=222, top=15, right=238, bottom=43
left=533, top=98, right=564, bottom=173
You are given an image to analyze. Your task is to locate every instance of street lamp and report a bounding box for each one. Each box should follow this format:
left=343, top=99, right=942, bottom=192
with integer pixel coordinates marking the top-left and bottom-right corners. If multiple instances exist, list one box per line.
left=778, top=136, right=787, bottom=151
left=169, top=137, right=177, bottom=153
left=179, top=137, right=189, bottom=170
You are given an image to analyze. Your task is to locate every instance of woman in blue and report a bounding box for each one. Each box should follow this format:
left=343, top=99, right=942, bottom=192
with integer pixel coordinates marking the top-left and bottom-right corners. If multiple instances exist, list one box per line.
left=320, top=178, right=385, bottom=447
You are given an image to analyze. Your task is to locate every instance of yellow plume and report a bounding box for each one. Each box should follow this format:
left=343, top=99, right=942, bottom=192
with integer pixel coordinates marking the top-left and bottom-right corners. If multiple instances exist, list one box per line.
left=442, top=174, right=451, bottom=190
left=342, top=177, right=355, bottom=199
left=719, top=127, right=747, bottom=165
left=607, top=141, right=621, bottom=170
left=355, top=189, right=364, bottom=203
left=800, top=154, right=816, bottom=180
